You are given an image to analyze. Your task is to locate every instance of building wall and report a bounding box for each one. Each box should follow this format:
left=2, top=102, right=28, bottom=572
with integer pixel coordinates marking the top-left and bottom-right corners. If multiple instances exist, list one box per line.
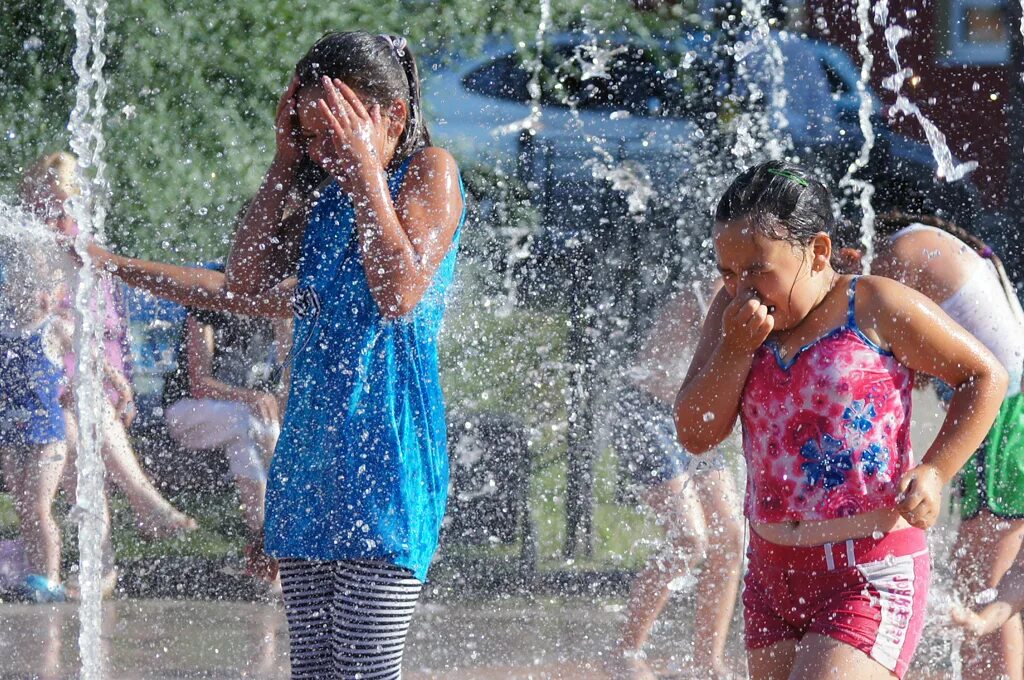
left=804, top=0, right=1010, bottom=205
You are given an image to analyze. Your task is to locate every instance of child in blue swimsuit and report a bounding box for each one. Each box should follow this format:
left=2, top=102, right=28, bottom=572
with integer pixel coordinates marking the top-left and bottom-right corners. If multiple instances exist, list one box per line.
left=0, top=234, right=70, bottom=602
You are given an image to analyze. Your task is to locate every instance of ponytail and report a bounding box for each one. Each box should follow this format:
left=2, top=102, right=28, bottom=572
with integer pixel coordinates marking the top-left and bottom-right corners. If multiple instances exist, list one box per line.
left=386, top=35, right=432, bottom=166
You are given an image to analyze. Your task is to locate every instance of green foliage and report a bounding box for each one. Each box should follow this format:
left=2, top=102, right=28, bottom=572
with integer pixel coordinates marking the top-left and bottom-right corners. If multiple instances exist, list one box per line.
left=1, top=0, right=695, bottom=259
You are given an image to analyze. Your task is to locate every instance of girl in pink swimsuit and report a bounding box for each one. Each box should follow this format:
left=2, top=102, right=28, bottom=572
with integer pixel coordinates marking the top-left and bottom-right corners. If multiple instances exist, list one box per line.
left=676, top=161, right=1008, bottom=680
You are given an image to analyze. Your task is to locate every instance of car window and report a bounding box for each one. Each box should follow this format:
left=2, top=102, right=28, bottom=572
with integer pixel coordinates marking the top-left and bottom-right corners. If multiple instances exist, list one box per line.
left=462, top=44, right=716, bottom=119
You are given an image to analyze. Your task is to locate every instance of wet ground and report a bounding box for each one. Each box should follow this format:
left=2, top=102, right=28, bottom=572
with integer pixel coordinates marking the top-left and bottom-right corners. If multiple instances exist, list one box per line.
left=0, top=595, right=724, bottom=679
left=0, top=588, right=965, bottom=679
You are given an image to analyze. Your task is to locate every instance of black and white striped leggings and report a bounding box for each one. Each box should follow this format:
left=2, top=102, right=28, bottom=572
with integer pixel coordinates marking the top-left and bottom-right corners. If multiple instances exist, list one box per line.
left=278, top=558, right=423, bottom=680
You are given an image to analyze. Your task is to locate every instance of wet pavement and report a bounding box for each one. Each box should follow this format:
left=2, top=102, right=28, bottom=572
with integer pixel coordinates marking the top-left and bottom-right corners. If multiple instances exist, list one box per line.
left=0, top=589, right=963, bottom=679
left=0, top=596, right=722, bottom=679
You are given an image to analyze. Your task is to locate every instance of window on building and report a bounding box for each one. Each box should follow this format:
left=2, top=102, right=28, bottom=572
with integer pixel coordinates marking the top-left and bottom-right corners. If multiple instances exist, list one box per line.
left=945, top=0, right=1010, bottom=64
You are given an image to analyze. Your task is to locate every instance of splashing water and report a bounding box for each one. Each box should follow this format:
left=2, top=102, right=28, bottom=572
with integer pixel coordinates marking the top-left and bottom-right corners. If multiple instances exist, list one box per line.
left=741, top=0, right=789, bottom=138
left=877, top=7, right=978, bottom=182
left=730, top=0, right=790, bottom=164
left=520, top=0, right=552, bottom=137
left=574, top=42, right=628, bottom=82
left=840, top=0, right=878, bottom=271
left=64, top=0, right=111, bottom=677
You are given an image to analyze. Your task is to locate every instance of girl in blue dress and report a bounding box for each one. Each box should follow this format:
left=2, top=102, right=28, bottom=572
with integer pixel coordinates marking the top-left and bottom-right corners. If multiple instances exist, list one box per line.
left=226, top=32, right=465, bottom=679
left=91, top=31, right=465, bottom=678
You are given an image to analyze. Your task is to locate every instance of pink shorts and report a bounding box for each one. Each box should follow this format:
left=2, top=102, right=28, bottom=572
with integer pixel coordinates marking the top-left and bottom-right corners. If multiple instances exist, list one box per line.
left=743, top=527, right=930, bottom=679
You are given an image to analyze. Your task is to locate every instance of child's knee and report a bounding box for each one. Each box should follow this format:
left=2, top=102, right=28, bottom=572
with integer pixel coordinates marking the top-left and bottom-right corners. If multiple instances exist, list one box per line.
left=709, top=516, right=744, bottom=558
left=663, top=532, right=706, bottom=569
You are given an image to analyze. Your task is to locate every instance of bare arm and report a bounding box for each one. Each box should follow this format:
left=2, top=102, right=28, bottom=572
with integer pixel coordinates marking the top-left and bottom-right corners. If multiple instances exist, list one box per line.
left=857, top=275, right=1007, bottom=528
left=865, top=275, right=1007, bottom=484
left=226, top=76, right=307, bottom=295
left=225, top=163, right=306, bottom=296
left=89, top=245, right=295, bottom=318
left=350, top=148, right=464, bottom=318
left=674, top=288, right=773, bottom=453
left=184, top=317, right=279, bottom=422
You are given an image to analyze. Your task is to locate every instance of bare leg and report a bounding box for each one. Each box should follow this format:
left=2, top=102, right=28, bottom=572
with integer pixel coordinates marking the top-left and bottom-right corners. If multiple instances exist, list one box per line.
left=692, top=468, right=744, bottom=675
left=96, top=401, right=196, bottom=537
left=236, top=477, right=266, bottom=537
left=8, top=442, right=67, bottom=582
left=61, top=412, right=116, bottom=598
left=954, top=510, right=1024, bottom=680
left=789, top=633, right=896, bottom=680
left=748, top=640, right=797, bottom=680
left=612, top=474, right=706, bottom=679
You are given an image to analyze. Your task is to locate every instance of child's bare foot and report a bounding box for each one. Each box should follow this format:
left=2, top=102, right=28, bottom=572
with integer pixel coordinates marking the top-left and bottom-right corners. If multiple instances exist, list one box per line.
left=605, top=649, right=658, bottom=680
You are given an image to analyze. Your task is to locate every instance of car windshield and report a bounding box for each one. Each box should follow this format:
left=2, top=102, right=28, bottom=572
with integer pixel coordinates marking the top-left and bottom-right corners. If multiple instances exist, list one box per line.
left=462, top=41, right=718, bottom=119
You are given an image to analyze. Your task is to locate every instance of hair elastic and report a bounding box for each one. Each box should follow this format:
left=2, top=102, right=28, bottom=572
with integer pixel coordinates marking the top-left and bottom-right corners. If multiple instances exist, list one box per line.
left=767, top=168, right=809, bottom=187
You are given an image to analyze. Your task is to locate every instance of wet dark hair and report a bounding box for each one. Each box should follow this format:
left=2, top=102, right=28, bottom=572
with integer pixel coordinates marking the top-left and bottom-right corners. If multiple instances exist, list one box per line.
left=715, top=160, right=836, bottom=248
left=294, top=31, right=431, bottom=174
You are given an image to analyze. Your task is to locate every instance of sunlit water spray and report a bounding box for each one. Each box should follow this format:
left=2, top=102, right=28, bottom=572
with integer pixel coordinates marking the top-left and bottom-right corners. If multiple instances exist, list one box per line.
left=727, top=0, right=790, bottom=166
left=840, top=0, right=878, bottom=272
left=64, top=0, right=111, bottom=677
left=876, top=1, right=977, bottom=182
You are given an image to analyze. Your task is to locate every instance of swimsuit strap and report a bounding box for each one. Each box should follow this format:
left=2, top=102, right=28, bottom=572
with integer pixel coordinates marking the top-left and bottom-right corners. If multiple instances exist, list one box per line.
left=847, top=276, right=861, bottom=329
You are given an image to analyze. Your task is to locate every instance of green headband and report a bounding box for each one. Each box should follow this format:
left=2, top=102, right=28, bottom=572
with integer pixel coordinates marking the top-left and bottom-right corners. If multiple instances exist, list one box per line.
left=767, top=168, right=809, bottom=187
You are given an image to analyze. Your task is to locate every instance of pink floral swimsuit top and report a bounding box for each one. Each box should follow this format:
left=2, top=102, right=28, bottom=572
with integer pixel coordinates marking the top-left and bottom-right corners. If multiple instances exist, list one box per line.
left=741, top=277, right=914, bottom=523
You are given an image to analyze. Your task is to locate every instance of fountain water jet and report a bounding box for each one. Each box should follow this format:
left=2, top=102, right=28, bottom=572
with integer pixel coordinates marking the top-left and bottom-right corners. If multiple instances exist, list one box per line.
left=63, top=0, right=112, bottom=677
left=840, top=0, right=878, bottom=272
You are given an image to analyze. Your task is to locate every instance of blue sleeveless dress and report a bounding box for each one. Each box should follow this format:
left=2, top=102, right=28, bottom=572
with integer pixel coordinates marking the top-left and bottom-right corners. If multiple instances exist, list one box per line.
left=265, top=156, right=465, bottom=581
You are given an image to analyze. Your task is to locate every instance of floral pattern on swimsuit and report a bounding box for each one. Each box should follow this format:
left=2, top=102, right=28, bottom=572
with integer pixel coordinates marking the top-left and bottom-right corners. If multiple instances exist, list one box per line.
left=740, top=284, right=914, bottom=523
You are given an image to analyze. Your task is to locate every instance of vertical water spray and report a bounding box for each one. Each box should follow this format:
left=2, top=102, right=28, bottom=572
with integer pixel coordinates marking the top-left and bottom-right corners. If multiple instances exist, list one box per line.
left=64, top=0, right=110, bottom=677
left=526, top=0, right=552, bottom=134
left=877, top=3, right=977, bottom=182
left=732, top=0, right=790, bottom=163
left=841, top=0, right=878, bottom=271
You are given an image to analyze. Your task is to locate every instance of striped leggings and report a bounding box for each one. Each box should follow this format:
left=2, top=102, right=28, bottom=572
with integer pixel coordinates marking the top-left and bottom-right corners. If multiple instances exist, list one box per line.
left=278, top=559, right=423, bottom=680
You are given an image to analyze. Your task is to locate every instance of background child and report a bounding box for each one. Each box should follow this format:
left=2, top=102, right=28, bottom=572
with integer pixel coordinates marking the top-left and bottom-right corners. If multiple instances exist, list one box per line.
left=20, top=152, right=197, bottom=543
left=675, top=161, right=1008, bottom=680
left=608, top=284, right=744, bottom=680
left=835, top=211, right=1024, bottom=680
left=0, top=231, right=71, bottom=602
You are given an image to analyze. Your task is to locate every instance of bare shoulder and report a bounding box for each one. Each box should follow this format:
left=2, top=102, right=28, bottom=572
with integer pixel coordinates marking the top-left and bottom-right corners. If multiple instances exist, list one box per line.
left=855, top=274, right=924, bottom=309
left=855, top=274, right=941, bottom=338
left=404, top=147, right=460, bottom=185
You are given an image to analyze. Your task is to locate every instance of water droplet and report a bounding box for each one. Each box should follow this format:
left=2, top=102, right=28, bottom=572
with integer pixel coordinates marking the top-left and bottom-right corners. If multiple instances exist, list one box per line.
left=667, top=573, right=698, bottom=591
left=702, top=411, right=715, bottom=422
